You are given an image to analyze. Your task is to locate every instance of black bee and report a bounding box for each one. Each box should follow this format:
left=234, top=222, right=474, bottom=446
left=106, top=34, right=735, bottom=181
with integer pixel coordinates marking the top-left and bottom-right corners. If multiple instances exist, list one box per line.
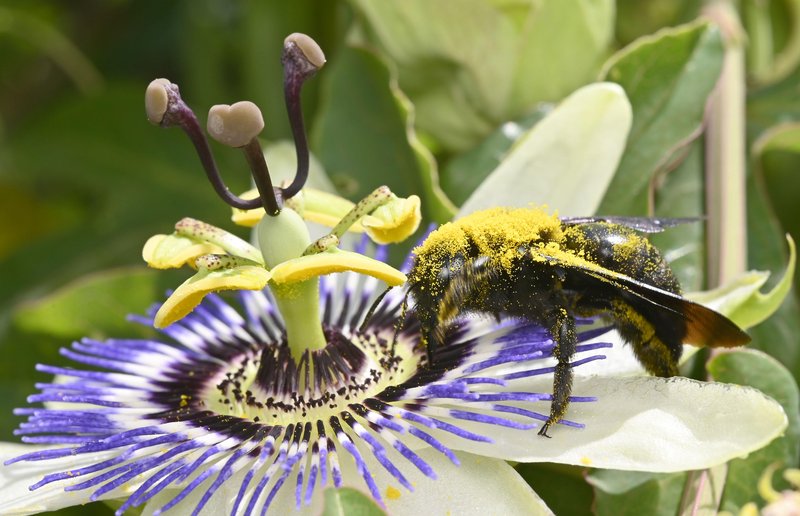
left=406, top=207, right=750, bottom=437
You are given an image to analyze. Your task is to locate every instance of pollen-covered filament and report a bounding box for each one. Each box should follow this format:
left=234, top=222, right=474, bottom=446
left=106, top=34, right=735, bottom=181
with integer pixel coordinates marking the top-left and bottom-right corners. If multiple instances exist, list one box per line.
left=201, top=325, right=418, bottom=426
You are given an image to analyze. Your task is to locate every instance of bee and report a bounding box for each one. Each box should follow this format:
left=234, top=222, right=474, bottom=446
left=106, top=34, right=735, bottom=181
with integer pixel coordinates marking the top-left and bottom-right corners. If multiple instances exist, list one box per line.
left=406, top=206, right=750, bottom=437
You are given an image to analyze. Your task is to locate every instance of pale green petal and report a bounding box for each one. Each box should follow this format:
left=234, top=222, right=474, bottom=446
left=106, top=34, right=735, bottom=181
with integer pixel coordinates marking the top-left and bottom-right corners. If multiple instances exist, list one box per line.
left=154, top=265, right=271, bottom=328
left=434, top=376, right=787, bottom=473
left=0, top=443, right=131, bottom=515
left=458, top=82, right=632, bottom=217
left=270, top=250, right=407, bottom=286
left=142, top=448, right=551, bottom=516
left=688, top=235, right=796, bottom=329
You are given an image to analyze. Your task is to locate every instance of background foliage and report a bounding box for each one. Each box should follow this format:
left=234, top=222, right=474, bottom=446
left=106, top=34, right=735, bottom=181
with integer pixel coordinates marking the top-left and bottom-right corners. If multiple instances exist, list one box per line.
left=1, top=0, right=799, bottom=514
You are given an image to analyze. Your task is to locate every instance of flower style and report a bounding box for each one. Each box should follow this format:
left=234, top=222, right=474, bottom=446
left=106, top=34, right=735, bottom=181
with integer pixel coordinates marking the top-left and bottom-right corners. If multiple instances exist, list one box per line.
left=0, top=32, right=790, bottom=516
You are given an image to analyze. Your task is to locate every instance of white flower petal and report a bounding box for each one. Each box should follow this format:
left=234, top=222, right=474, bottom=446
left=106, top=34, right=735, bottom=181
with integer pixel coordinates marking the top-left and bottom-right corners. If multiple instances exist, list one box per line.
left=379, top=450, right=552, bottom=515
left=572, top=330, right=702, bottom=378
left=431, top=376, right=786, bottom=472
left=0, top=443, right=132, bottom=515
left=141, top=448, right=551, bottom=515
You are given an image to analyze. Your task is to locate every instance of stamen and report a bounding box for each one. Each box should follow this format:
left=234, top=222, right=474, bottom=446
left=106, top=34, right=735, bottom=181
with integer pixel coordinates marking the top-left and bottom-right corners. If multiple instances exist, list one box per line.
left=207, top=101, right=282, bottom=216
left=280, top=33, right=326, bottom=200
left=144, top=79, right=261, bottom=211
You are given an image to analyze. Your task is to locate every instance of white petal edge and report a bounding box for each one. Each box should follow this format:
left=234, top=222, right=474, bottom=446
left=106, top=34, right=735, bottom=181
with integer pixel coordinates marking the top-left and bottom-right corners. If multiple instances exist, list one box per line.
left=457, top=82, right=632, bottom=217
left=572, top=329, right=703, bottom=378
left=142, top=448, right=552, bottom=515
left=0, top=443, right=135, bottom=515
left=430, top=376, right=787, bottom=472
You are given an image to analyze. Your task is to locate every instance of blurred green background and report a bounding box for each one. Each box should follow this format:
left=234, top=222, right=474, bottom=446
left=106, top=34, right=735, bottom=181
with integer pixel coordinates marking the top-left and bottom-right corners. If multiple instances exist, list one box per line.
left=2, top=0, right=800, bottom=514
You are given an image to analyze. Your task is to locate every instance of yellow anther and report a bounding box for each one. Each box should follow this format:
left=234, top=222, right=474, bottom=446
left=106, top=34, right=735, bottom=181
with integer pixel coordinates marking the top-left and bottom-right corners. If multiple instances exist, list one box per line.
left=361, top=194, right=422, bottom=244
left=154, top=265, right=271, bottom=328
left=270, top=250, right=406, bottom=287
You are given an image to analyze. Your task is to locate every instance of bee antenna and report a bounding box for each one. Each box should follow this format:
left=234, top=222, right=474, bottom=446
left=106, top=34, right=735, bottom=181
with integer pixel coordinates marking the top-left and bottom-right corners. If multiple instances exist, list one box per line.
left=359, top=286, right=394, bottom=333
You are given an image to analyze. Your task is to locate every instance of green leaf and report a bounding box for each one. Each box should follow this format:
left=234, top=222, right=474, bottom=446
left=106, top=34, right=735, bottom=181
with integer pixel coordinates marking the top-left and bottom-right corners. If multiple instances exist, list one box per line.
left=747, top=67, right=800, bottom=144
left=587, top=470, right=687, bottom=516
left=744, top=150, right=800, bottom=376
left=348, top=0, right=614, bottom=152
left=752, top=123, right=800, bottom=269
left=321, top=487, right=386, bottom=516
left=457, top=82, right=632, bottom=217
left=745, top=0, right=800, bottom=84
left=312, top=44, right=455, bottom=222
left=649, top=139, right=705, bottom=290
left=504, top=0, right=615, bottom=114
left=708, top=349, right=800, bottom=512
left=12, top=267, right=160, bottom=339
left=598, top=20, right=725, bottom=215
left=687, top=235, right=795, bottom=329
left=441, top=110, right=545, bottom=206
left=515, top=464, right=593, bottom=516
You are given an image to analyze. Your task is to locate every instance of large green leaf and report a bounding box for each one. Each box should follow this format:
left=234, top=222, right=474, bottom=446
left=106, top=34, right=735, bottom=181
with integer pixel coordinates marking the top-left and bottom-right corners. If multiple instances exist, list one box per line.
left=752, top=123, right=800, bottom=266
left=587, top=470, right=687, bottom=516
left=322, top=487, right=386, bottom=516
left=744, top=0, right=800, bottom=85
left=708, top=349, right=800, bottom=513
left=515, top=464, right=593, bottom=516
left=598, top=21, right=725, bottom=215
left=348, top=0, right=614, bottom=152
left=745, top=126, right=800, bottom=376
left=12, top=267, right=161, bottom=338
left=649, top=139, right=705, bottom=290
left=441, top=110, right=544, bottom=206
left=747, top=66, right=800, bottom=144
left=311, top=44, right=455, bottom=222
left=457, top=82, right=631, bottom=217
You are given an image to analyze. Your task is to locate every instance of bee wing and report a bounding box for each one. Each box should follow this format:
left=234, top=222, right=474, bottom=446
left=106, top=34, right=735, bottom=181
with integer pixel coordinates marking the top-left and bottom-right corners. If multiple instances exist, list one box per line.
left=559, top=216, right=701, bottom=233
left=539, top=252, right=750, bottom=348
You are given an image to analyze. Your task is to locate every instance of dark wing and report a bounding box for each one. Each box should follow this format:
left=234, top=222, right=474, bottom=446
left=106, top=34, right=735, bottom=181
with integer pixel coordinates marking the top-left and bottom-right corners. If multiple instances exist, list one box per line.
left=537, top=251, right=750, bottom=348
left=560, top=216, right=701, bottom=233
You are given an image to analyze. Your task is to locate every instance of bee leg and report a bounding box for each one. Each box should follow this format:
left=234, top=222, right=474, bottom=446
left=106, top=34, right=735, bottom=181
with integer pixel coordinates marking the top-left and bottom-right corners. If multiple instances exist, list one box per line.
left=538, top=308, right=577, bottom=438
